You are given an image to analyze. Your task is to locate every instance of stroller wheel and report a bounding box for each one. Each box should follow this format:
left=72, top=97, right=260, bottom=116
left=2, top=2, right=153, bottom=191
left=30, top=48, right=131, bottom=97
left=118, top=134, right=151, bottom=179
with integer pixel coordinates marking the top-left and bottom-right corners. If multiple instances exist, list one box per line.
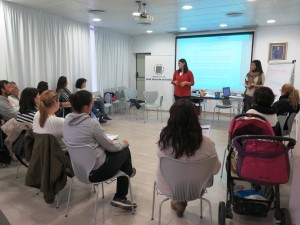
left=218, top=201, right=226, bottom=225
left=280, top=208, right=292, bottom=225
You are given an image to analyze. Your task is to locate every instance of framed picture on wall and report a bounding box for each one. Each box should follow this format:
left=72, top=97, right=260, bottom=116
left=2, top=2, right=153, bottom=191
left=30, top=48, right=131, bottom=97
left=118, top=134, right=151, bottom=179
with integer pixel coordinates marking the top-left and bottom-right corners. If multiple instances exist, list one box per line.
left=268, top=42, right=288, bottom=61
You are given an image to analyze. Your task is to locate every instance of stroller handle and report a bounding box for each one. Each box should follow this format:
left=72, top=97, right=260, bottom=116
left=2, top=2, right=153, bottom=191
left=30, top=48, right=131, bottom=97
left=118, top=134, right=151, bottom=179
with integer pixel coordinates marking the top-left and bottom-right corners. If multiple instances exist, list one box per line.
left=234, top=113, right=267, bottom=121
left=234, top=135, right=296, bottom=148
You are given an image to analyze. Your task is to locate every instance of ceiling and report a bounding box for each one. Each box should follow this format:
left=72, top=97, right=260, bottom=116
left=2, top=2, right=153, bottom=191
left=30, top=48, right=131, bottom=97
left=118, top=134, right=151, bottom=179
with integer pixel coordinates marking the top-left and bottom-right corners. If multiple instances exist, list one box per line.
left=5, top=0, right=300, bottom=36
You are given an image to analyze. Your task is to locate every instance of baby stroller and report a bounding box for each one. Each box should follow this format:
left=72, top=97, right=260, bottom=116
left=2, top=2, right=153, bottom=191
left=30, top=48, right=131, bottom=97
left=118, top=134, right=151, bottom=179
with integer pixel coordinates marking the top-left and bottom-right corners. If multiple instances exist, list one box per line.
left=220, top=113, right=275, bottom=177
left=218, top=114, right=296, bottom=225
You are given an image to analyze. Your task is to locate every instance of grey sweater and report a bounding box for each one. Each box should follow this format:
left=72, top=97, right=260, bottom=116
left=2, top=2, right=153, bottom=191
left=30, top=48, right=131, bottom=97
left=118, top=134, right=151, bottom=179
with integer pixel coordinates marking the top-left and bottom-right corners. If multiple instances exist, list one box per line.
left=0, top=96, right=18, bottom=122
left=63, top=113, right=125, bottom=170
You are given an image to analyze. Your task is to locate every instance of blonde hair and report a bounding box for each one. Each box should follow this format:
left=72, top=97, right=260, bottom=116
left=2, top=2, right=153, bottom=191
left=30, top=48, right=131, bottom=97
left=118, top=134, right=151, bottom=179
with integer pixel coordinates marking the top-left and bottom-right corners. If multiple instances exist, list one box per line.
left=39, top=90, right=58, bottom=128
left=281, top=83, right=300, bottom=110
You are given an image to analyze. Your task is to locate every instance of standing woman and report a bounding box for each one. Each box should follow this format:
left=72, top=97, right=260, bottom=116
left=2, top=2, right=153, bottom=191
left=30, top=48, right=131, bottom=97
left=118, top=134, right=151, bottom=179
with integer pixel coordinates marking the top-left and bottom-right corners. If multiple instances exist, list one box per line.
left=243, top=60, right=265, bottom=112
left=56, top=76, right=71, bottom=117
left=272, top=83, right=300, bottom=116
left=171, top=59, right=194, bottom=101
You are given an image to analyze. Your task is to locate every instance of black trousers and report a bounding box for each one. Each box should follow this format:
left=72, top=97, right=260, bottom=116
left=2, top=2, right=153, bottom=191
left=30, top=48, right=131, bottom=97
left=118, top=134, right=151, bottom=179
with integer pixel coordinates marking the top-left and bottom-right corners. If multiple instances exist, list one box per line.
left=174, top=95, right=190, bottom=102
left=89, top=147, right=133, bottom=199
left=243, top=94, right=253, bottom=113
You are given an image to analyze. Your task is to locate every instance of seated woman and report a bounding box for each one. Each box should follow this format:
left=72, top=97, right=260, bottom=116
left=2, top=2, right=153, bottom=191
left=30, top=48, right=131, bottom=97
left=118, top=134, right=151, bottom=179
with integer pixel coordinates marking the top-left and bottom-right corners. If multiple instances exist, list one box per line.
left=156, top=98, right=221, bottom=217
left=246, top=86, right=279, bottom=134
left=37, top=81, right=49, bottom=95
left=17, top=87, right=40, bottom=123
left=32, top=90, right=66, bottom=151
left=75, top=78, right=111, bottom=123
left=63, top=90, right=136, bottom=210
left=272, top=83, right=300, bottom=116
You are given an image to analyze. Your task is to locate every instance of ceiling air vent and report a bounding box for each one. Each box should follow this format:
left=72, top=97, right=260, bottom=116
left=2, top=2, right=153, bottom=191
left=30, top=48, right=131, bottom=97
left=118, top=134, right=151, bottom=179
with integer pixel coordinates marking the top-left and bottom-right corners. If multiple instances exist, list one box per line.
left=226, top=12, right=243, bottom=17
left=88, top=9, right=106, bottom=14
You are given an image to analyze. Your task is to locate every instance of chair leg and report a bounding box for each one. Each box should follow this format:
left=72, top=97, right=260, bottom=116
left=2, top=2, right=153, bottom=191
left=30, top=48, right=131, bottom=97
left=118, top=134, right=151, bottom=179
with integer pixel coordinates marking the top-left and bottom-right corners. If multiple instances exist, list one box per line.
left=220, top=147, right=228, bottom=178
left=201, top=198, right=212, bottom=225
left=127, top=176, right=135, bottom=214
left=151, top=181, right=156, bottom=220
left=65, top=179, right=73, bottom=217
left=56, top=193, right=60, bottom=208
left=200, top=198, right=203, bottom=218
left=94, top=184, right=100, bottom=225
left=16, top=161, right=20, bottom=178
left=218, top=108, right=220, bottom=120
left=212, top=107, right=216, bottom=122
left=159, top=198, right=170, bottom=225
left=101, top=183, right=104, bottom=198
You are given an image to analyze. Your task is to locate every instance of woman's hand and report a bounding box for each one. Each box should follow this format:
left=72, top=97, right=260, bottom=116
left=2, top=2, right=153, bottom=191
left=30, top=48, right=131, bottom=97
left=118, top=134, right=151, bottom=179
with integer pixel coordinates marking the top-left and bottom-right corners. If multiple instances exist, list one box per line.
left=173, top=80, right=179, bottom=85
left=122, top=140, right=129, bottom=147
left=180, top=81, right=189, bottom=87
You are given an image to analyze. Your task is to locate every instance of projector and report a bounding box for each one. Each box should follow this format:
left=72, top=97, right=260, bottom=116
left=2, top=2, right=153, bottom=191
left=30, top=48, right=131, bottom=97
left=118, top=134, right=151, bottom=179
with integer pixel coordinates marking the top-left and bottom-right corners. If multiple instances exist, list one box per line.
left=134, top=13, right=154, bottom=25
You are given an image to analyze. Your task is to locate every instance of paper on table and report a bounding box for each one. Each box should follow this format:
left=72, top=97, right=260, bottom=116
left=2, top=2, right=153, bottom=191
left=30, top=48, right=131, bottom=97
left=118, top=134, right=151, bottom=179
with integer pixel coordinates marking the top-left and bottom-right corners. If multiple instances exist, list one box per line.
left=106, top=134, right=119, bottom=141
left=201, top=125, right=210, bottom=137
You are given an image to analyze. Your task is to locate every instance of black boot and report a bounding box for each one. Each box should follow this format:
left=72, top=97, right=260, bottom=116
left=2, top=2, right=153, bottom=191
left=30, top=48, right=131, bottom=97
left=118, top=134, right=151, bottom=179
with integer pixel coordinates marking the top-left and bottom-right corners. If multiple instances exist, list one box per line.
left=103, top=113, right=112, bottom=120
left=99, top=117, right=107, bottom=123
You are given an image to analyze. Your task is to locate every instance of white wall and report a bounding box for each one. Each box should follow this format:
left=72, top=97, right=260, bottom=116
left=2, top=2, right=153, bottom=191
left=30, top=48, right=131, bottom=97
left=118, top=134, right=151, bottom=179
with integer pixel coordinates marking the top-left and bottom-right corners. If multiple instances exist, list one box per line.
left=132, top=25, right=300, bottom=112
left=253, top=25, right=300, bottom=89
left=0, top=1, right=7, bottom=80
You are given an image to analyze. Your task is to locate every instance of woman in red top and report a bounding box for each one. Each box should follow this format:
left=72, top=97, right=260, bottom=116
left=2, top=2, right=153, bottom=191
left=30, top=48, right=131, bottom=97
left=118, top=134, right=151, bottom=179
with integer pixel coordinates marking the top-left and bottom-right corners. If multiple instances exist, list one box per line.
left=171, top=59, right=194, bottom=101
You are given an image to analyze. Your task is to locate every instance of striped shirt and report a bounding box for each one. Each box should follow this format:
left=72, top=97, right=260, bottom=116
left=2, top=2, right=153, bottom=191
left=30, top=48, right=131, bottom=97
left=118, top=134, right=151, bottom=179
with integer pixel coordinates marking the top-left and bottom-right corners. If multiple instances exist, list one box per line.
left=16, top=112, right=36, bottom=123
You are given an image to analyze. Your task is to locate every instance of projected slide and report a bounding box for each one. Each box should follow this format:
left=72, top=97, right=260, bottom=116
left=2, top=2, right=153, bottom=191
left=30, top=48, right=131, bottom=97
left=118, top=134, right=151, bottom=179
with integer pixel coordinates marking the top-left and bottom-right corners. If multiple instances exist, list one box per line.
left=176, top=33, right=253, bottom=92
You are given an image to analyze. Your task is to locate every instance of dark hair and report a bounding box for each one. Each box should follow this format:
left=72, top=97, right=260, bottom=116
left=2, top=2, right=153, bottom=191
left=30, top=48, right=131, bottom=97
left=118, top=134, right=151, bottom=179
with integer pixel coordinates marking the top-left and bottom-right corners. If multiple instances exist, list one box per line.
left=37, top=81, right=49, bottom=95
left=253, top=86, right=275, bottom=107
left=75, top=78, right=87, bottom=89
left=252, top=60, right=263, bottom=74
left=56, top=76, right=67, bottom=92
left=0, top=80, right=9, bottom=95
left=19, top=88, right=39, bottom=114
left=177, top=58, right=189, bottom=74
left=158, top=98, right=203, bottom=159
left=69, top=90, right=93, bottom=113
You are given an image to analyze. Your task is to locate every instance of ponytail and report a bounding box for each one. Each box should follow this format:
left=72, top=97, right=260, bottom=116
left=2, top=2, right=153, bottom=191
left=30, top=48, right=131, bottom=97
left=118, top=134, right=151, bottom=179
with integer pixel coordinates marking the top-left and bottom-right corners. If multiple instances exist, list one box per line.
left=289, top=89, right=300, bottom=111
left=38, top=90, right=58, bottom=128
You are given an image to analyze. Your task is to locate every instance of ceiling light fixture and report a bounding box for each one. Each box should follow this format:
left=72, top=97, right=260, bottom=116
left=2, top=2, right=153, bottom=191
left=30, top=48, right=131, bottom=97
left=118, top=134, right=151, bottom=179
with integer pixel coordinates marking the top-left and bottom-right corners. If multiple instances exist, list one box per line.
left=182, top=5, right=192, bottom=10
left=220, top=23, right=228, bottom=27
left=180, top=27, right=187, bottom=31
left=267, top=19, right=276, bottom=24
left=146, top=30, right=153, bottom=33
left=92, top=18, right=101, bottom=22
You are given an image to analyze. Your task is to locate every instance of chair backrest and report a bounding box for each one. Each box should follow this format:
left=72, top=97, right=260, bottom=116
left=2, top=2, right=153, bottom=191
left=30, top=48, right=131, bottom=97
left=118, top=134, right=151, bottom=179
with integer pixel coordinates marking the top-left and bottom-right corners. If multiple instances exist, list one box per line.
left=284, top=112, right=297, bottom=136
left=104, top=92, right=112, bottom=103
left=64, top=142, right=96, bottom=184
left=143, top=91, right=158, bottom=104
left=277, top=112, right=289, bottom=136
left=159, top=96, right=163, bottom=107
left=160, top=156, right=217, bottom=201
left=127, top=89, right=138, bottom=100
left=221, top=98, right=231, bottom=106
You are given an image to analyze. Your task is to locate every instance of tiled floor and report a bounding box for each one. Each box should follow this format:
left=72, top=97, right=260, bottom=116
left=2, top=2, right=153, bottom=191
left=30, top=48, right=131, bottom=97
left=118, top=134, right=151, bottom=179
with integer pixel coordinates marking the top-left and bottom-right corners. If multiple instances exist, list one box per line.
left=0, top=110, right=296, bottom=225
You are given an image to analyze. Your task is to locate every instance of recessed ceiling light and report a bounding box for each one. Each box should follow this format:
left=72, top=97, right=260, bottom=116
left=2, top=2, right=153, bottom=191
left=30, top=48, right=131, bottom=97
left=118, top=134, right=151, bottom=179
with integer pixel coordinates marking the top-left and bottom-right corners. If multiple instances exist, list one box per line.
left=146, top=30, right=153, bottom=33
left=180, top=27, right=187, bottom=31
left=92, top=18, right=101, bottom=22
left=182, top=5, right=192, bottom=10
left=220, top=24, right=228, bottom=27
left=132, top=12, right=141, bottom=16
left=267, top=19, right=276, bottom=24
left=247, top=0, right=257, bottom=2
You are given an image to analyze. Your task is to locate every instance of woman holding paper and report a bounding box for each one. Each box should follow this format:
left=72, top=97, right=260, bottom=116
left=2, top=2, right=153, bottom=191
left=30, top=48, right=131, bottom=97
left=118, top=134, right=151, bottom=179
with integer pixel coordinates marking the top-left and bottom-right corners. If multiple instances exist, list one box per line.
left=171, top=58, right=194, bottom=101
left=63, top=90, right=137, bottom=210
left=243, top=60, right=265, bottom=112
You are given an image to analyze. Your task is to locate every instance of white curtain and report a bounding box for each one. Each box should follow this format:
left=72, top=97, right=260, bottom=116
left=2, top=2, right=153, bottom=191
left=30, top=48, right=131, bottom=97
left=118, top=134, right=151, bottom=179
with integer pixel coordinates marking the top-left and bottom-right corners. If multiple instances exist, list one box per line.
left=94, top=27, right=132, bottom=93
left=3, top=2, right=91, bottom=92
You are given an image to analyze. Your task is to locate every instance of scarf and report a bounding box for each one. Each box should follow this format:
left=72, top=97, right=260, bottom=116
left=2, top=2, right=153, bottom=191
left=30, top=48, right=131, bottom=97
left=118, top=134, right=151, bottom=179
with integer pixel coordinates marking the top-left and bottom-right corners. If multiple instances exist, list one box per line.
left=246, top=71, right=262, bottom=87
left=251, top=104, right=276, bottom=115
